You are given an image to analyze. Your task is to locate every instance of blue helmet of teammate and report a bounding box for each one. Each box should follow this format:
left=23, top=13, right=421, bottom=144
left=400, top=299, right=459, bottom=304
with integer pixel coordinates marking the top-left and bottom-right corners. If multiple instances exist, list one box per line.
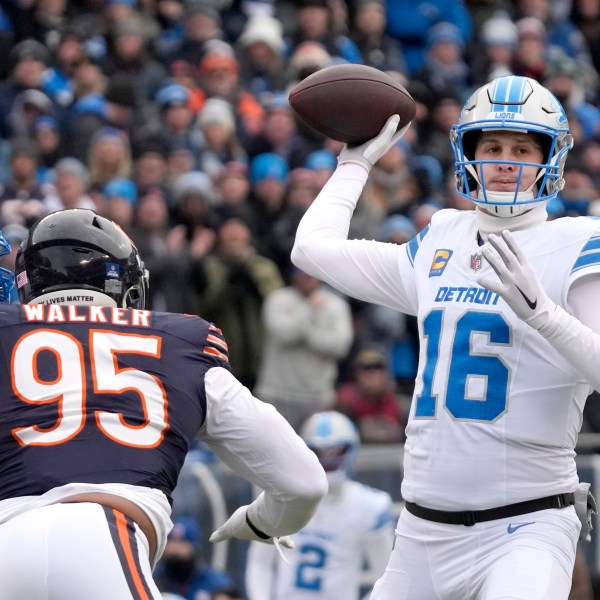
left=0, top=231, right=15, bottom=303
left=450, top=76, right=573, bottom=217
left=14, top=209, right=149, bottom=308
left=300, top=411, right=359, bottom=485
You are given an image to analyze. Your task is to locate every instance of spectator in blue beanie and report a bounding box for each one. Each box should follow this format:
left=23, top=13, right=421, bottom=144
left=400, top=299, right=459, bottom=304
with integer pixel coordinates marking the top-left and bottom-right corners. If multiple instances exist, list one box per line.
left=101, top=176, right=137, bottom=231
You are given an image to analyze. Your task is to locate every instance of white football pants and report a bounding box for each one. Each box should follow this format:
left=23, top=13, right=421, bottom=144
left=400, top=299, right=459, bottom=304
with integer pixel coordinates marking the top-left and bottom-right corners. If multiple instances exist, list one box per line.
left=370, top=505, right=580, bottom=600
left=0, top=502, right=162, bottom=599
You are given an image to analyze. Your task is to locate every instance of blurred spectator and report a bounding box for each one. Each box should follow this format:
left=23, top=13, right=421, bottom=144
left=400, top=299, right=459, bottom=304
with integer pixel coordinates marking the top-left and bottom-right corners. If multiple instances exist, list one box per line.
left=154, top=517, right=234, bottom=600
left=196, top=97, right=248, bottom=180
left=416, top=22, right=472, bottom=104
left=287, top=0, right=362, bottom=65
left=570, top=0, right=600, bottom=74
left=415, top=95, right=462, bottom=174
left=197, top=217, right=284, bottom=388
left=246, top=152, right=304, bottom=274
left=560, top=166, right=600, bottom=217
left=543, top=55, right=600, bottom=142
left=32, top=116, right=63, bottom=185
left=385, top=0, right=473, bottom=75
left=197, top=41, right=265, bottom=139
left=335, top=347, right=407, bottom=444
left=213, top=160, right=255, bottom=227
left=471, top=11, right=518, bottom=85
left=152, top=0, right=186, bottom=64
left=254, top=267, right=354, bottom=431
left=0, top=138, right=49, bottom=228
left=44, top=157, right=96, bottom=213
left=245, top=92, right=314, bottom=167
left=515, top=0, right=596, bottom=87
left=512, top=16, right=549, bottom=81
left=42, top=26, right=87, bottom=109
left=101, top=176, right=137, bottom=230
left=132, top=135, right=171, bottom=194
left=64, top=72, right=143, bottom=160
left=365, top=138, right=411, bottom=217
left=287, top=40, right=332, bottom=84
left=69, top=49, right=108, bottom=105
left=154, top=82, right=204, bottom=167
left=7, top=88, right=55, bottom=140
left=103, top=14, right=168, bottom=103
left=130, top=185, right=191, bottom=313
left=163, top=0, right=225, bottom=68
left=86, top=126, right=133, bottom=194
left=286, top=167, right=319, bottom=212
left=350, top=0, right=406, bottom=74
left=0, top=39, right=52, bottom=138
left=304, top=148, right=337, bottom=191
left=579, top=141, right=600, bottom=191
left=236, top=15, right=289, bottom=98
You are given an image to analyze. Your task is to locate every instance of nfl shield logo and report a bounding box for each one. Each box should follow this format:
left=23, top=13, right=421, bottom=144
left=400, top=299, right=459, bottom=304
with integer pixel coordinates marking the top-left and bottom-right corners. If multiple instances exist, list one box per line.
left=470, top=253, right=482, bottom=271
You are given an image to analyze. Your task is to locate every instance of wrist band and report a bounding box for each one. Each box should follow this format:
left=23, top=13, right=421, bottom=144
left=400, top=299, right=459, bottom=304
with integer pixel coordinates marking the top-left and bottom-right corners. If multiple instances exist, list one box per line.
left=245, top=512, right=270, bottom=540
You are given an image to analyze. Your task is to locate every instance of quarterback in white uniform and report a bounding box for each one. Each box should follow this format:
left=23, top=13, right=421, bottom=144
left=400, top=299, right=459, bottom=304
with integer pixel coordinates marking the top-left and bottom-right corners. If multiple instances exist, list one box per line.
left=245, top=411, right=395, bottom=600
left=291, top=76, right=600, bottom=599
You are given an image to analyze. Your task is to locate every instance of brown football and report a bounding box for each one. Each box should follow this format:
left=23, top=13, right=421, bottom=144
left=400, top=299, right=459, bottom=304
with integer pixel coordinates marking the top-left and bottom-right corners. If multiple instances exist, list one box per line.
left=288, top=64, right=416, bottom=145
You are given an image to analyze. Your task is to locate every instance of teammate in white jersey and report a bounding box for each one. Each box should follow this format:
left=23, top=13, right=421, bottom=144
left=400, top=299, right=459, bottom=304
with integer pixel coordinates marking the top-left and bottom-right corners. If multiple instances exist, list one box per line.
left=291, top=75, right=600, bottom=600
left=245, top=411, right=395, bottom=600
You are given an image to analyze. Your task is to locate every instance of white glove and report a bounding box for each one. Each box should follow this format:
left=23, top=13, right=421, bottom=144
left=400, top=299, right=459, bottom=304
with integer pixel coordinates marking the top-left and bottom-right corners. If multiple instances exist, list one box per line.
left=338, top=114, right=411, bottom=172
left=209, top=505, right=294, bottom=548
left=477, top=230, right=555, bottom=330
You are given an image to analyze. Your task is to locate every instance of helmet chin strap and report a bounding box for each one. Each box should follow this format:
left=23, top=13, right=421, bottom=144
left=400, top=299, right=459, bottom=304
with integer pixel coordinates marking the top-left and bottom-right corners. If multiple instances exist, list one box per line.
left=476, top=202, right=548, bottom=240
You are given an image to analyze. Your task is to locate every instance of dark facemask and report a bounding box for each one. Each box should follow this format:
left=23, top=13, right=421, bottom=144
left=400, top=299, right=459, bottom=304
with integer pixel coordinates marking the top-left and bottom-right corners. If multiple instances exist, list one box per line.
left=164, top=555, right=197, bottom=583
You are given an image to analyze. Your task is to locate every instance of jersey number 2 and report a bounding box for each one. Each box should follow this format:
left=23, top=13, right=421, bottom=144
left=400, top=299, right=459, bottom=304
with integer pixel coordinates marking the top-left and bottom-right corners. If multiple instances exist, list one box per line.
left=12, top=330, right=167, bottom=448
left=415, top=309, right=511, bottom=421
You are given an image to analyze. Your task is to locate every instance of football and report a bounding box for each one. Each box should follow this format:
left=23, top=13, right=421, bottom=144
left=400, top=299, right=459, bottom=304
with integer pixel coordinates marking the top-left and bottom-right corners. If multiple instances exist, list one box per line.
left=288, top=64, right=416, bottom=145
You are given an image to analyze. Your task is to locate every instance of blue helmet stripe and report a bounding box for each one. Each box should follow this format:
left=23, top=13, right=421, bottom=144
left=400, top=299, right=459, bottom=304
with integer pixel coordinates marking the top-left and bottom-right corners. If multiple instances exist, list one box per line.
left=315, top=413, right=333, bottom=439
left=490, top=76, right=526, bottom=113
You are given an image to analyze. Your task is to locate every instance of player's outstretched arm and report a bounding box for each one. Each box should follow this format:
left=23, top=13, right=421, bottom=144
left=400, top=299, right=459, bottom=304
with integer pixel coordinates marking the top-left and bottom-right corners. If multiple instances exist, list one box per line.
left=291, top=116, right=415, bottom=311
left=200, top=367, right=328, bottom=545
left=478, top=230, right=600, bottom=391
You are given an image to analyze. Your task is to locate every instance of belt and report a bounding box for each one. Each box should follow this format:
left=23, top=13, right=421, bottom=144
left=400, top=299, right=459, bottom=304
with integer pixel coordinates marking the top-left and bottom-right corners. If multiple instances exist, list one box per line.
left=404, top=493, right=575, bottom=527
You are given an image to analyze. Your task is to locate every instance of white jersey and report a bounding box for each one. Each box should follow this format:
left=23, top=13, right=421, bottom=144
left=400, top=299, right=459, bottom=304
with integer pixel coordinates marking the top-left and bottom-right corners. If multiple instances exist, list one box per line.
left=291, top=164, right=600, bottom=511
left=401, top=209, right=600, bottom=509
left=245, top=480, right=394, bottom=600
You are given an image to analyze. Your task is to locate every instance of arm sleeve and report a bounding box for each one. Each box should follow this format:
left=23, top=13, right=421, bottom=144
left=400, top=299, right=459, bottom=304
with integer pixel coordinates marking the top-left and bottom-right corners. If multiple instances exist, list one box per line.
left=536, top=274, right=600, bottom=391
left=199, top=367, right=328, bottom=536
left=291, top=163, right=418, bottom=314
left=245, top=541, right=277, bottom=600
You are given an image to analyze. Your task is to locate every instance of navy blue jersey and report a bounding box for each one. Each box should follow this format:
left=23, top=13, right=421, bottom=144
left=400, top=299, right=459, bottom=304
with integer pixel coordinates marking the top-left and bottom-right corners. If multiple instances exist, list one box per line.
left=0, top=304, right=230, bottom=503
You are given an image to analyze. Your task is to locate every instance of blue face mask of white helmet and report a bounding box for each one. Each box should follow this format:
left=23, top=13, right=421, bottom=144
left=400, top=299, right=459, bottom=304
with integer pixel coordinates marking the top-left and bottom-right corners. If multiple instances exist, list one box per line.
left=450, top=76, right=573, bottom=217
left=300, top=411, right=360, bottom=489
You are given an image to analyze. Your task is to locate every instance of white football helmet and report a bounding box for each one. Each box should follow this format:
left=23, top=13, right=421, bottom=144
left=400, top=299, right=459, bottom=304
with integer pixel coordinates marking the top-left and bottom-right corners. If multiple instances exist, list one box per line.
left=300, top=411, right=359, bottom=486
left=450, top=76, right=573, bottom=217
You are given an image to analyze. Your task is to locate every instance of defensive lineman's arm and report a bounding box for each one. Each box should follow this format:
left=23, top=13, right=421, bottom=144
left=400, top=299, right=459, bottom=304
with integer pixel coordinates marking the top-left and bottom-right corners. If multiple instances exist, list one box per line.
left=200, top=367, right=328, bottom=544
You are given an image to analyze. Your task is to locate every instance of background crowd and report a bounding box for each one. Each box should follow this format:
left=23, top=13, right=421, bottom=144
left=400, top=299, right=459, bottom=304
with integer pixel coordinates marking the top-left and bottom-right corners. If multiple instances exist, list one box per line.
left=2, top=0, right=600, bottom=596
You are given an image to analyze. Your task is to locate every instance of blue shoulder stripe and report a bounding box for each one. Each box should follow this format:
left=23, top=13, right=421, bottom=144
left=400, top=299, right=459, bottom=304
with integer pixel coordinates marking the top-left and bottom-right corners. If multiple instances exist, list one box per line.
left=406, top=225, right=430, bottom=267
left=571, top=235, right=600, bottom=273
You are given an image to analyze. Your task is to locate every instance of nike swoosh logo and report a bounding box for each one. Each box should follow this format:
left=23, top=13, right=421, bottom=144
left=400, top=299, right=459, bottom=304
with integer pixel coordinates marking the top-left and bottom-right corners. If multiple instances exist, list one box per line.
left=515, top=285, right=537, bottom=310
left=507, top=522, right=535, bottom=534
